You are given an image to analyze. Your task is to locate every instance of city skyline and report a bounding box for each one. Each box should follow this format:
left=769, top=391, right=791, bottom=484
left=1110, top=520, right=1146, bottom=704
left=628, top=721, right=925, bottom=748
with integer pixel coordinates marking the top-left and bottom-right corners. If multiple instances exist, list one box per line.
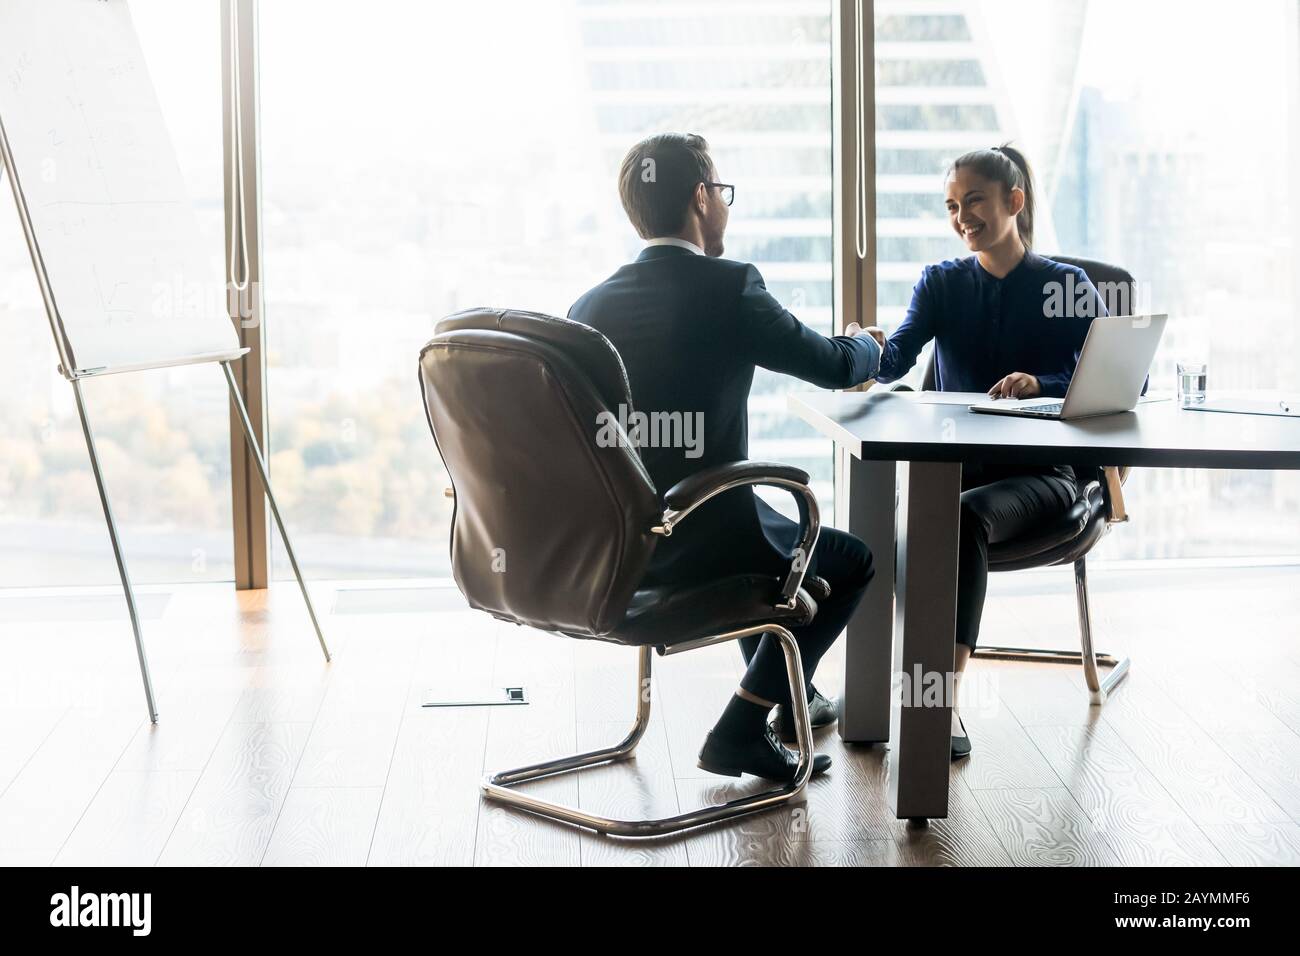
left=2, top=0, right=1297, bottom=586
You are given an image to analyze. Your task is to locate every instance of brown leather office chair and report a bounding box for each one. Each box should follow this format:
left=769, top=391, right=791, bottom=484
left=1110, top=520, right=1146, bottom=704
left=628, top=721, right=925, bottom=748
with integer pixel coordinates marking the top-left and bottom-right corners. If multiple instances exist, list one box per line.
left=419, top=308, right=825, bottom=836
left=892, top=256, right=1136, bottom=704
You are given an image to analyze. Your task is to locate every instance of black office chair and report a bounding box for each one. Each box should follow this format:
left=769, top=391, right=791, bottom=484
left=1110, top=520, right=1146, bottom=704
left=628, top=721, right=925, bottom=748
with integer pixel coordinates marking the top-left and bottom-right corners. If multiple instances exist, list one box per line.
left=891, top=256, right=1135, bottom=704
left=419, top=308, right=826, bottom=836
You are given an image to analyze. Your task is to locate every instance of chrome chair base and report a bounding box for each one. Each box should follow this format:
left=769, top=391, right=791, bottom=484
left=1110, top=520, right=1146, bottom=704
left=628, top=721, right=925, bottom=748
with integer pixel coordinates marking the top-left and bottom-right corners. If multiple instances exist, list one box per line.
left=974, top=557, right=1129, bottom=705
left=970, top=647, right=1130, bottom=705
left=481, top=624, right=815, bottom=838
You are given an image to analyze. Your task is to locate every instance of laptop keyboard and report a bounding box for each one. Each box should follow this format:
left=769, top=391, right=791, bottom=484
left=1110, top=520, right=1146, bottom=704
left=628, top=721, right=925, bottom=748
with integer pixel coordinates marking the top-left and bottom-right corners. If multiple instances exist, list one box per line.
left=1023, top=402, right=1064, bottom=416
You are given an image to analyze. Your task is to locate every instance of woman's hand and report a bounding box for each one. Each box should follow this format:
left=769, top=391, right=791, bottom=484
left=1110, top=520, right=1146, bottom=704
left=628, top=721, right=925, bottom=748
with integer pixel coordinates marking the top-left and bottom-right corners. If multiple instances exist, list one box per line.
left=864, top=325, right=886, bottom=348
left=987, top=372, right=1040, bottom=399
left=845, top=323, right=887, bottom=349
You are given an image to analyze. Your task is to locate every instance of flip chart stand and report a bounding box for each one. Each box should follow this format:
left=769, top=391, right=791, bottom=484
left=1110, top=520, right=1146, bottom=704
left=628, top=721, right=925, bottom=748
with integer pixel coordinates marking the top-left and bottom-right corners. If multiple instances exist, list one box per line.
left=60, top=356, right=331, bottom=724
left=220, top=360, right=331, bottom=665
left=0, top=2, right=330, bottom=724
left=70, top=373, right=158, bottom=720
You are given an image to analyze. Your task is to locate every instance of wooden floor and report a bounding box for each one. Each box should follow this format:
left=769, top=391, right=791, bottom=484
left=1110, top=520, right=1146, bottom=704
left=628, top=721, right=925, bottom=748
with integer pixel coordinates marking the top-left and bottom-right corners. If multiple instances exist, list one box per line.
left=2, top=563, right=1299, bottom=867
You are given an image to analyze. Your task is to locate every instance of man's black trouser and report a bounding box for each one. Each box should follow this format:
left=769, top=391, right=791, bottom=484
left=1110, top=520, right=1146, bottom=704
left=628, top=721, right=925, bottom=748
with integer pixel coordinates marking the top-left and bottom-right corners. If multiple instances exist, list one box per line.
left=738, top=523, right=874, bottom=707
left=723, top=462, right=1075, bottom=703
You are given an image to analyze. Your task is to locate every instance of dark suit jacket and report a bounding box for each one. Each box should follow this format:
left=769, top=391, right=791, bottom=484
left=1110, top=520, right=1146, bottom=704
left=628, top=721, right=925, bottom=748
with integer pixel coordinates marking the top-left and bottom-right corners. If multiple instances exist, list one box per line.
left=569, top=244, right=880, bottom=585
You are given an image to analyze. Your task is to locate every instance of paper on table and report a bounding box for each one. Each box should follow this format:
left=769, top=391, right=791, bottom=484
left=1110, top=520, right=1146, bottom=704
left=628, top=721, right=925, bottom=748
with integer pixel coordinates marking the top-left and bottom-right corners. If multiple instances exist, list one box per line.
left=905, top=391, right=996, bottom=405
left=887, top=390, right=1173, bottom=406
left=1185, top=397, right=1300, bottom=418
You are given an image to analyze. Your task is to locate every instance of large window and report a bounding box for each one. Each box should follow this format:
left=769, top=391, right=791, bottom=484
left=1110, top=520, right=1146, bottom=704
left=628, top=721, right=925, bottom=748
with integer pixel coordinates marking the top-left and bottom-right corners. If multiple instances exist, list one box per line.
left=875, top=0, right=1300, bottom=559
left=0, top=1, right=232, bottom=587
left=4, top=1, right=1296, bottom=591
left=259, top=0, right=835, bottom=579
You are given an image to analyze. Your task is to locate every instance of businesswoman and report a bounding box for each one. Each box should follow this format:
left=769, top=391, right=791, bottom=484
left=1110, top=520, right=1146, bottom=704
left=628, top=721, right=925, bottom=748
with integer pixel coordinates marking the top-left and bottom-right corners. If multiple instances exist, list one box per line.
left=867, top=144, right=1105, bottom=759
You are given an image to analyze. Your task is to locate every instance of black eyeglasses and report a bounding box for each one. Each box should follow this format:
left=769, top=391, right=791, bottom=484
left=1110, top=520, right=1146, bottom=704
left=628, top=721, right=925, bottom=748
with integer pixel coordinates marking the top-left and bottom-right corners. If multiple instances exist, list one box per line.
left=706, top=182, right=735, bottom=206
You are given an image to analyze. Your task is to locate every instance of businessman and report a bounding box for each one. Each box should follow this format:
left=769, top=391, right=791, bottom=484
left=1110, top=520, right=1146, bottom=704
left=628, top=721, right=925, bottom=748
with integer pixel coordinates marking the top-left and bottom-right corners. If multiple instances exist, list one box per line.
left=569, top=133, right=881, bottom=781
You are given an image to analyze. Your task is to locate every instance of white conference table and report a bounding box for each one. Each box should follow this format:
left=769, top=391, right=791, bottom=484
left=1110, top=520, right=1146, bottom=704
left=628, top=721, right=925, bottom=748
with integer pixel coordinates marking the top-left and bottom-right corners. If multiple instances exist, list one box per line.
left=789, top=388, right=1300, bottom=821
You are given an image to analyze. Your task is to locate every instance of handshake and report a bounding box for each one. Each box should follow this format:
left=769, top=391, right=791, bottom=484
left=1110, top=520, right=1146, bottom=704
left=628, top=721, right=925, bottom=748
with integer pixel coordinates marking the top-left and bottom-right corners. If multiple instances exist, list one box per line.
left=845, top=322, right=886, bottom=349
left=842, top=323, right=1040, bottom=398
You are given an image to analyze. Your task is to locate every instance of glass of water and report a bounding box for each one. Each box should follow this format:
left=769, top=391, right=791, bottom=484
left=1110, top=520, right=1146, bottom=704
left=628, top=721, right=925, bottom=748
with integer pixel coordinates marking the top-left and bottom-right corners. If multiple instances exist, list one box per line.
left=1178, top=361, right=1207, bottom=407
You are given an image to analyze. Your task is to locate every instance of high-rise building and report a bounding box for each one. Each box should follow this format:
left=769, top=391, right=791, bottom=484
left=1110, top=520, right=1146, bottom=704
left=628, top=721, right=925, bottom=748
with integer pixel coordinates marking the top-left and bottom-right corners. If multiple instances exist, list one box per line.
left=576, top=0, right=838, bottom=507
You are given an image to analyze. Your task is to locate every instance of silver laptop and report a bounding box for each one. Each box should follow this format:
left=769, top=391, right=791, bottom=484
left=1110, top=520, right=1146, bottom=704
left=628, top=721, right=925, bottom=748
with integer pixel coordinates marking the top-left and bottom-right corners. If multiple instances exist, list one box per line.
left=969, top=314, right=1167, bottom=420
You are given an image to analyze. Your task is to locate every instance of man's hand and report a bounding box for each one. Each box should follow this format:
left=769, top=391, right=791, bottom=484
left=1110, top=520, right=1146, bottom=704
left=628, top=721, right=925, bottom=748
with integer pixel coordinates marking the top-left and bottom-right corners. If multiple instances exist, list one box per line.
left=987, top=372, right=1041, bottom=399
left=845, top=323, right=887, bottom=349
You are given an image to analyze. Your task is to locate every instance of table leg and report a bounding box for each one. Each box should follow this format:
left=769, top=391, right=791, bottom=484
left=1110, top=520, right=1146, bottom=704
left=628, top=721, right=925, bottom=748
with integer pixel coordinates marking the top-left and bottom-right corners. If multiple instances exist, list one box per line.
left=889, top=459, right=961, bottom=820
left=840, top=457, right=897, bottom=743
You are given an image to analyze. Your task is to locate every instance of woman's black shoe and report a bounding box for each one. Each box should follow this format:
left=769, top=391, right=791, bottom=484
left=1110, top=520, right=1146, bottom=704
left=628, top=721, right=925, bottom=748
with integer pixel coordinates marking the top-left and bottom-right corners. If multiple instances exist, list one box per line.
left=698, top=725, right=831, bottom=781
left=770, top=688, right=840, bottom=742
left=951, top=715, right=972, bottom=761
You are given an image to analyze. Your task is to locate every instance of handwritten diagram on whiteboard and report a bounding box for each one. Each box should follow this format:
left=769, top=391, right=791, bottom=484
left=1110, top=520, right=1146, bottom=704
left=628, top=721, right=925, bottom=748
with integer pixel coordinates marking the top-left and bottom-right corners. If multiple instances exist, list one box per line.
left=0, top=0, right=240, bottom=376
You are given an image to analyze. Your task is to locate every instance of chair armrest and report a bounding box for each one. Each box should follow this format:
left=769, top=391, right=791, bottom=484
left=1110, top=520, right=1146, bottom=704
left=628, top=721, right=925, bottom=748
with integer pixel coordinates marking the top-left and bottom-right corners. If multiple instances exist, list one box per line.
left=1101, top=465, right=1128, bottom=523
left=654, top=460, right=821, bottom=610
left=662, top=461, right=809, bottom=510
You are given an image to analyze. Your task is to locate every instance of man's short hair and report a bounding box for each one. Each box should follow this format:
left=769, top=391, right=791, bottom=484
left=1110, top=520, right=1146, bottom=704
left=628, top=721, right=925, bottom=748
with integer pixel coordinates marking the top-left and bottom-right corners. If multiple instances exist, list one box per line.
left=618, top=133, right=714, bottom=239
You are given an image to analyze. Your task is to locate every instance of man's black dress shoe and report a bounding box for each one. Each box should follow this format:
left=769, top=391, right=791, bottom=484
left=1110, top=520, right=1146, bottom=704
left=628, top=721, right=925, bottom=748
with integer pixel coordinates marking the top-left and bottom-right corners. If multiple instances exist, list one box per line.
left=697, top=725, right=831, bottom=782
left=951, top=715, right=972, bottom=761
left=770, top=687, right=840, bottom=743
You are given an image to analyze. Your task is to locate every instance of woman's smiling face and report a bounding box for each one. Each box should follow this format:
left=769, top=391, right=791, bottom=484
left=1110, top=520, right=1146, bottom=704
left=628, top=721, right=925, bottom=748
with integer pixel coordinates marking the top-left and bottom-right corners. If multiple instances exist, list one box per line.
left=945, top=166, right=1023, bottom=252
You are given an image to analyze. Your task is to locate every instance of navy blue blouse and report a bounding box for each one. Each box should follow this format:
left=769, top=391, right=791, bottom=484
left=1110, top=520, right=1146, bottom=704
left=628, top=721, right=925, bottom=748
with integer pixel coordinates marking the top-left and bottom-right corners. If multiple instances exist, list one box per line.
left=875, top=252, right=1107, bottom=397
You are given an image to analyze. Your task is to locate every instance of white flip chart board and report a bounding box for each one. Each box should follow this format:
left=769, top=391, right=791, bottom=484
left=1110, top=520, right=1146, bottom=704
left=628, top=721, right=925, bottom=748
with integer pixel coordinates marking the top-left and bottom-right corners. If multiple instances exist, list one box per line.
left=0, top=0, right=242, bottom=378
